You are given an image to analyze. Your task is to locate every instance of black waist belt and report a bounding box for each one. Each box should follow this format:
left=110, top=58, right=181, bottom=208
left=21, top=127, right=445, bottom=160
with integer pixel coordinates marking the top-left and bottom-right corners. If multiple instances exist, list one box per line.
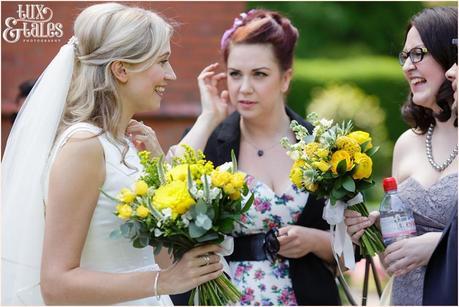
left=226, top=233, right=268, bottom=261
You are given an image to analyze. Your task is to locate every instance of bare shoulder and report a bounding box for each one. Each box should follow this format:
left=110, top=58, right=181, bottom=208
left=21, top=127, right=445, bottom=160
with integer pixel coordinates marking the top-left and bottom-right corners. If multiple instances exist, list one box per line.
left=392, top=128, right=423, bottom=181
left=51, top=131, right=105, bottom=185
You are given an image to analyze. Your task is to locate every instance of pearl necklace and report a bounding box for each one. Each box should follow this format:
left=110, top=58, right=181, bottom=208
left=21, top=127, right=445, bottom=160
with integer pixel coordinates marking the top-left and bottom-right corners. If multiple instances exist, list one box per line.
left=425, top=123, right=458, bottom=172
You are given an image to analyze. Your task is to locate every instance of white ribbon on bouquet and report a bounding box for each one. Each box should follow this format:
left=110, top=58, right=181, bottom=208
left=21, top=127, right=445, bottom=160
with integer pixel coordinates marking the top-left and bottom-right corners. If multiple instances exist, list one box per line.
left=323, top=192, right=364, bottom=270
left=193, top=235, right=234, bottom=305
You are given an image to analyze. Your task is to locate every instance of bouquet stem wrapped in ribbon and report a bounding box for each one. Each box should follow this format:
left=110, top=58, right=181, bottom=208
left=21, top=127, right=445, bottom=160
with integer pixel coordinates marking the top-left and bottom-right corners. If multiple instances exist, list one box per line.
left=281, top=113, right=384, bottom=269
left=106, top=145, right=253, bottom=305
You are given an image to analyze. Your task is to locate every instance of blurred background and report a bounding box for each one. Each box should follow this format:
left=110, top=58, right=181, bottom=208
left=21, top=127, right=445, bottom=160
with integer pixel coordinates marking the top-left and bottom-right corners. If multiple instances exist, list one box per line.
left=2, top=1, right=456, bottom=304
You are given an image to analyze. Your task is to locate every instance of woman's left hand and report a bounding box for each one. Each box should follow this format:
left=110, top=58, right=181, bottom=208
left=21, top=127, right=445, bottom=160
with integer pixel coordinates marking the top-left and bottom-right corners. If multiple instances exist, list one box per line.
left=277, top=225, right=315, bottom=259
left=126, top=120, right=163, bottom=157
left=383, top=232, right=442, bottom=276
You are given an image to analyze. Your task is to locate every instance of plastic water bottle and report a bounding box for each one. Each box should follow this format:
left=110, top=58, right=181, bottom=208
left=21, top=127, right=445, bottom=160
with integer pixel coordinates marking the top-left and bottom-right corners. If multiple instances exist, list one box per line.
left=379, top=177, right=416, bottom=246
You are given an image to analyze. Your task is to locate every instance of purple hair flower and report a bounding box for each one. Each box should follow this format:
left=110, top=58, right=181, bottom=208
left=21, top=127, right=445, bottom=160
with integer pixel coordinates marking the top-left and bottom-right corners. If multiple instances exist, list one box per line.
left=220, top=9, right=256, bottom=50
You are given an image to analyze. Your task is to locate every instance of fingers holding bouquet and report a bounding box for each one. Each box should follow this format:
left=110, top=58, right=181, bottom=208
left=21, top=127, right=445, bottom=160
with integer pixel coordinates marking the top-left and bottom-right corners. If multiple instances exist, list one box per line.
left=344, top=209, right=380, bottom=245
left=161, top=244, right=224, bottom=295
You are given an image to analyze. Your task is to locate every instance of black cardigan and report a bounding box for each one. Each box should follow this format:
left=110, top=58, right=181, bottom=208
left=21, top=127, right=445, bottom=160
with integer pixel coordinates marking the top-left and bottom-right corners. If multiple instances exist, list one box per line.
left=201, top=107, right=340, bottom=305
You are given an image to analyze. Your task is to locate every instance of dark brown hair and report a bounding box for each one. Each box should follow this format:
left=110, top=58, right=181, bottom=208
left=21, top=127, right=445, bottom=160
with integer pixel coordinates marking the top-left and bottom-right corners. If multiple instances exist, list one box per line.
left=401, top=6, right=458, bottom=133
left=221, top=9, right=299, bottom=71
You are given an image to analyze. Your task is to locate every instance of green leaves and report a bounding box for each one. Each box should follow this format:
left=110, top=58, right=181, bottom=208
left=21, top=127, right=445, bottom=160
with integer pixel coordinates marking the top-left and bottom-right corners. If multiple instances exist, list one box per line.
left=342, top=176, right=355, bottom=192
left=337, top=159, right=348, bottom=175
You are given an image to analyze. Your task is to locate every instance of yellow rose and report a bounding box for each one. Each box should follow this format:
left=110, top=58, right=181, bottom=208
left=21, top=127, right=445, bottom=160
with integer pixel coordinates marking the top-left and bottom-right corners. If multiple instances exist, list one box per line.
left=133, top=180, right=149, bottom=196
left=336, top=136, right=361, bottom=155
left=312, top=160, right=331, bottom=173
left=330, top=150, right=352, bottom=174
left=289, top=160, right=306, bottom=188
left=223, top=183, right=236, bottom=195
left=167, top=164, right=189, bottom=182
left=352, top=152, right=373, bottom=180
left=135, top=205, right=150, bottom=218
left=153, top=181, right=195, bottom=218
left=118, top=188, right=136, bottom=203
left=230, top=172, right=246, bottom=189
left=304, top=142, right=320, bottom=158
left=211, top=170, right=231, bottom=187
left=118, top=204, right=133, bottom=220
left=348, top=131, right=373, bottom=150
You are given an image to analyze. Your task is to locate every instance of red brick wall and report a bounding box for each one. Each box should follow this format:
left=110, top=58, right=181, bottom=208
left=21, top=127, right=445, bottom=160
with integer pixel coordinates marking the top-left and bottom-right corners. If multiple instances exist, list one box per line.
left=1, top=1, right=246, bottom=154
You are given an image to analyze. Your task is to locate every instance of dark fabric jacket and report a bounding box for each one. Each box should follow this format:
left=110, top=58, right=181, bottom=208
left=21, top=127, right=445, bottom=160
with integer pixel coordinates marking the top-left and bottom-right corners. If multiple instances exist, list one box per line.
left=423, top=208, right=458, bottom=305
left=197, top=107, right=340, bottom=305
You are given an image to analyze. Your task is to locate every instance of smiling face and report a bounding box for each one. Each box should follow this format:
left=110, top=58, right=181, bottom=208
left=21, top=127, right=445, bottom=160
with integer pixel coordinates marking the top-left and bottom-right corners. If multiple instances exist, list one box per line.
left=226, top=43, right=292, bottom=120
left=402, top=27, right=446, bottom=112
left=124, top=41, right=176, bottom=113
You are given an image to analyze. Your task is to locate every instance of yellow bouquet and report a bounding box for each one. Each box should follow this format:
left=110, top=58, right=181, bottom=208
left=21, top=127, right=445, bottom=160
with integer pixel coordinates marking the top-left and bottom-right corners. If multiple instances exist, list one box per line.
left=281, top=113, right=384, bottom=267
left=106, top=145, right=253, bottom=305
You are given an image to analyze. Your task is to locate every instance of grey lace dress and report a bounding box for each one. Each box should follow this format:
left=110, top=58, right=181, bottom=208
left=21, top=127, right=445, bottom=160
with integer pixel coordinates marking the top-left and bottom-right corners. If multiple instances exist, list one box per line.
left=391, top=173, right=458, bottom=305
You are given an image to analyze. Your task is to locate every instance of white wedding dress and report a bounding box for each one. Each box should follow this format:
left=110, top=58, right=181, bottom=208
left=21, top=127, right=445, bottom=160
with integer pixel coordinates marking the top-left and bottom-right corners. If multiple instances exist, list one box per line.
left=42, top=122, right=173, bottom=305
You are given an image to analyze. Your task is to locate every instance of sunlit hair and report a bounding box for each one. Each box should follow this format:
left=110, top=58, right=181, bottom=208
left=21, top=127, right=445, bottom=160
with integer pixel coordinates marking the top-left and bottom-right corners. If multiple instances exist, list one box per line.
left=60, top=2, right=173, bottom=162
left=221, top=9, right=298, bottom=72
left=401, top=6, right=458, bottom=133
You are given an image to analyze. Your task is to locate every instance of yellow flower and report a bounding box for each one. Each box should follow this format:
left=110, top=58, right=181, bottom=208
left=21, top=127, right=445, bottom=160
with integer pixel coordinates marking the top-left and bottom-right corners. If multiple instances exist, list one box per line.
left=223, top=183, right=236, bottom=195
left=304, top=142, right=320, bottom=158
left=316, top=148, right=329, bottom=159
left=305, top=182, right=319, bottom=192
left=211, top=170, right=232, bottom=187
left=167, top=164, right=189, bottom=182
left=118, top=204, right=133, bottom=220
left=330, top=150, right=352, bottom=174
left=353, top=152, right=373, bottom=180
left=135, top=205, right=150, bottom=218
left=133, top=180, right=149, bottom=196
left=230, top=172, right=246, bottom=189
left=348, top=131, right=373, bottom=150
left=116, top=203, right=123, bottom=212
left=153, top=181, right=195, bottom=219
left=289, top=160, right=306, bottom=188
left=336, top=136, right=361, bottom=156
left=312, top=160, right=330, bottom=173
left=229, top=191, right=241, bottom=200
left=118, top=188, right=136, bottom=203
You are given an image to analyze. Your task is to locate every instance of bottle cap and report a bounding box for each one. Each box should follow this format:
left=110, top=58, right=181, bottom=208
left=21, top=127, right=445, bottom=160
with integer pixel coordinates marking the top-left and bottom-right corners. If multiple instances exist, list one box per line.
left=383, top=177, right=398, bottom=192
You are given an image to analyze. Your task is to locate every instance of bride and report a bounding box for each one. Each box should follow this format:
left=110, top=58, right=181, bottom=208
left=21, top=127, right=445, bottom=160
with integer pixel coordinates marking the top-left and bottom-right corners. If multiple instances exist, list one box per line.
left=2, top=3, right=223, bottom=305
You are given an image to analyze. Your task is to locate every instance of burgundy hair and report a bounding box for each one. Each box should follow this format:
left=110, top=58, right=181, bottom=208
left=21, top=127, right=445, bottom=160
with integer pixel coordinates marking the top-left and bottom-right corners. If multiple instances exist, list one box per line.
left=221, top=9, right=299, bottom=71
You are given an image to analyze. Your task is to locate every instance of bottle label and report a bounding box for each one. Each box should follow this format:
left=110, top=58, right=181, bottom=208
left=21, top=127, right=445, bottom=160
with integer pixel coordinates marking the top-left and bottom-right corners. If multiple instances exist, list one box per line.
left=380, top=214, right=416, bottom=241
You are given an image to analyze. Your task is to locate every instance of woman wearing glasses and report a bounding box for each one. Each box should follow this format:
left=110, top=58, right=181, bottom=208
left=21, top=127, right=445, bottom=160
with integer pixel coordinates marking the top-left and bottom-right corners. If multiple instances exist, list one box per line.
left=174, top=9, right=340, bottom=306
left=345, top=6, right=457, bottom=305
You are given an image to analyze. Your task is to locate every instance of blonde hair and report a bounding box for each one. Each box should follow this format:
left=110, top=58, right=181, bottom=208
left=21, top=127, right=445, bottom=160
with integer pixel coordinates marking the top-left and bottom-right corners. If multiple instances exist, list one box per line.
left=60, top=3, right=173, bottom=161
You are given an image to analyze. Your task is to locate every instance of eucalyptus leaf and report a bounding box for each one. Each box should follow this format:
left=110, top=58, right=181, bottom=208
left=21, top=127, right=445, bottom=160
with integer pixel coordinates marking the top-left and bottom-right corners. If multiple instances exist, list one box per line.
left=189, top=222, right=207, bottom=238
left=332, top=187, right=347, bottom=200
left=242, top=193, right=254, bottom=213
left=231, top=149, right=237, bottom=173
left=196, top=232, right=219, bottom=243
left=342, top=176, right=356, bottom=192
left=196, top=199, right=208, bottom=214
left=109, top=228, right=122, bottom=240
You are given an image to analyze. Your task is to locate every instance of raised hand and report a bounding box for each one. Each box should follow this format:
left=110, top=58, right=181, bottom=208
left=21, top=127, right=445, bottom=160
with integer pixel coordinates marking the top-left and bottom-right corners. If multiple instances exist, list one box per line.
left=197, top=63, right=231, bottom=125
left=344, top=209, right=380, bottom=245
left=126, top=120, right=163, bottom=157
left=158, top=244, right=224, bottom=295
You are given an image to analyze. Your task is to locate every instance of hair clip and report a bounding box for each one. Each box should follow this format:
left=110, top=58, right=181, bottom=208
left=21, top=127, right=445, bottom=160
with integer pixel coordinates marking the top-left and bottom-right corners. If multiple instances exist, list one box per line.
left=220, top=9, right=256, bottom=50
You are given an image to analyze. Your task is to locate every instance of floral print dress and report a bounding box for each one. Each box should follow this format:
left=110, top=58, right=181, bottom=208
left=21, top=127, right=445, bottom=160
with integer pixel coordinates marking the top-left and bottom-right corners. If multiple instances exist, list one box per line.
left=229, top=175, right=309, bottom=306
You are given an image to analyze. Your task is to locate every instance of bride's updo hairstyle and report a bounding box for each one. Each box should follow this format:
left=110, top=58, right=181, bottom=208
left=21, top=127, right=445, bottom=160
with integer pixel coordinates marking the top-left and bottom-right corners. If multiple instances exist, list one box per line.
left=220, top=9, right=299, bottom=72
left=62, top=3, right=173, bottom=140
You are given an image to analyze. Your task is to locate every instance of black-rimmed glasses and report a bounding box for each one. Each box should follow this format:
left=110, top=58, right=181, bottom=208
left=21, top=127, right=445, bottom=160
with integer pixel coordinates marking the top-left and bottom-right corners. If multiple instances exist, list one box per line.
left=398, top=47, right=429, bottom=66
